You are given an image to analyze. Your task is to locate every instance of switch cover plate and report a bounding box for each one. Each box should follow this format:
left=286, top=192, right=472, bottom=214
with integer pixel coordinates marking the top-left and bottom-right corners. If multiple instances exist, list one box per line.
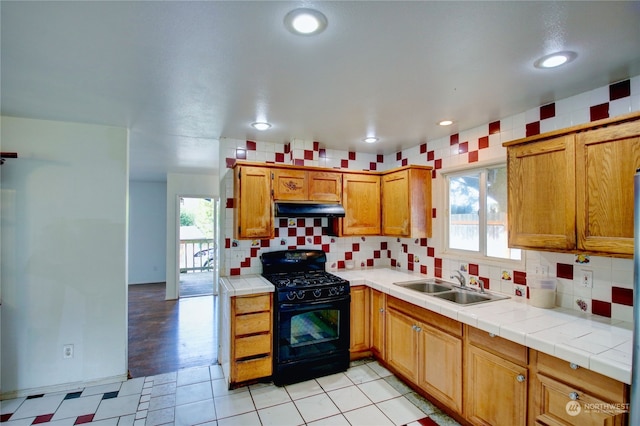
left=580, top=270, right=593, bottom=288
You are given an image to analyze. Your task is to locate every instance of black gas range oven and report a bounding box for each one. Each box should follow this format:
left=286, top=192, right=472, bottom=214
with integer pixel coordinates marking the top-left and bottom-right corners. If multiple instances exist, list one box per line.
left=261, top=250, right=350, bottom=386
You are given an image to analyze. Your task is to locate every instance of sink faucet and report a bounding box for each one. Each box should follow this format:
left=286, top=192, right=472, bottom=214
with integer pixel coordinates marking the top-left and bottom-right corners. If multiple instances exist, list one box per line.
left=477, top=279, right=486, bottom=294
left=450, top=271, right=466, bottom=288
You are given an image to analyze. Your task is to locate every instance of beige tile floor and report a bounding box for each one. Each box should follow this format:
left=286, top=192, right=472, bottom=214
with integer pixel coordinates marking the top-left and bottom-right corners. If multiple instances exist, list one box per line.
left=0, top=359, right=460, bottom=425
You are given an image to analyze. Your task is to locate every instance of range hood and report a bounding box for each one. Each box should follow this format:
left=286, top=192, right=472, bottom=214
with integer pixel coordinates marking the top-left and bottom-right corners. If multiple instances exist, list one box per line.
left=274, top=202, right=346, bottom=218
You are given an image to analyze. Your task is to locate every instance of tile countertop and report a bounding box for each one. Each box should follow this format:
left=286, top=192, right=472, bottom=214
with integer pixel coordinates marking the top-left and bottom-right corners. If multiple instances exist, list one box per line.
left=219, top=275, right=274, bottom=297
left=220, top=268, right=632, bottom=385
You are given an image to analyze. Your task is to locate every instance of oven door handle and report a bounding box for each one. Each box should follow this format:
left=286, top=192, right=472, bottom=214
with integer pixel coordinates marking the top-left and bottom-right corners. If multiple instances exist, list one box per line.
left=279, top=295, right=350, bottom=309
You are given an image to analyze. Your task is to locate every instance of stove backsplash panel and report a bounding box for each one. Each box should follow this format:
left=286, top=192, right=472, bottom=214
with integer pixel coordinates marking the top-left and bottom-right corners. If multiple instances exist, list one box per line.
left=219, top=76, right=638, bottom=322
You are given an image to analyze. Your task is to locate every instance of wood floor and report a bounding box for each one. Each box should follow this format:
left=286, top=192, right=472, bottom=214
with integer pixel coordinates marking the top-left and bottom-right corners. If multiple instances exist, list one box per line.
left=128, top=283, right=218, bottom=378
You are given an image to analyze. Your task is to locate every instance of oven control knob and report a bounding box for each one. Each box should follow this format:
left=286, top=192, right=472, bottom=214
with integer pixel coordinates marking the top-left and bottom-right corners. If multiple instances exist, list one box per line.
left=339, top=286, right=345, bottom=294
left=287, top=291, right=296, bottom=301
left=313, top=289, right=322, bottom=298
left=297, top=290, right=305, bottom=299
left=329, top=287, right=337, bottom=296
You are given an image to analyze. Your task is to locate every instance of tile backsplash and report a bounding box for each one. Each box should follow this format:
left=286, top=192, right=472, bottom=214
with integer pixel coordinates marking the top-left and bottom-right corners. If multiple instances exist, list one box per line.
left=219, top=76, right=639, bottom=322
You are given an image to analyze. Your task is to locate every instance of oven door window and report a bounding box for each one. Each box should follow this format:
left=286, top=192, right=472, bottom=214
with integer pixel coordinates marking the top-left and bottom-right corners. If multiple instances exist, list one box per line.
left=276, top=298, right=349, bottom=363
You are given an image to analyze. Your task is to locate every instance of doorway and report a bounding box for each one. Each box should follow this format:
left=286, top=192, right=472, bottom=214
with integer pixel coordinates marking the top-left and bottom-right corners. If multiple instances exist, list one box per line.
left=178, top=196, right=218, bottom=297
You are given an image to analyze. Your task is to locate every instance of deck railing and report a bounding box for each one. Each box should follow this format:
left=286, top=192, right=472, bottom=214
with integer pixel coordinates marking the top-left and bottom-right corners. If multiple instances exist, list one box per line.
left=180, top=239, right=216, bottom=273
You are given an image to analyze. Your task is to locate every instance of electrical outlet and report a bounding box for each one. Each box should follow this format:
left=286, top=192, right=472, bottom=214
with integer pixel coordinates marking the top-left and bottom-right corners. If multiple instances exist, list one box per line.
left=534, top=264, right=549, bottom=276
left=63, top=344, right=74, bottom=359
left=580, top=270, right=593, bottom=288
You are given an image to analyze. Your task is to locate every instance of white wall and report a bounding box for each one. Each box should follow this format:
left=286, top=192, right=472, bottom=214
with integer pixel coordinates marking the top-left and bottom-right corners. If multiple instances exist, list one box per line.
left=165, top=173, right=219, bottom=300
left=0, top=116, right=129, bottom=397
left=128, top=181, right=167, bottom=284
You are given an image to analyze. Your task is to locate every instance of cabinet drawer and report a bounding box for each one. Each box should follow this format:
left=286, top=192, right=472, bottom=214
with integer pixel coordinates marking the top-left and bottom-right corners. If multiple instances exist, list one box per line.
left=535, top=352, right=627, bottom=403
left=387, top=296, right=462, bottom=337
left=234, top=356, right=272, bottom=382
left=234, top=294, right=271, bottom=314
left=467, top=325, right=527, bottom=365
left=535, top=373, right=627, bottom=426
left=235, top=333, right=271, bottom=359
left=235, top=312, right=271, bottom=336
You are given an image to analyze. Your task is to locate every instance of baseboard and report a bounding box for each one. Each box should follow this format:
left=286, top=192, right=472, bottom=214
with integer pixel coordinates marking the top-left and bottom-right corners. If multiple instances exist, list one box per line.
left=0, top=373, right=129, bottom=401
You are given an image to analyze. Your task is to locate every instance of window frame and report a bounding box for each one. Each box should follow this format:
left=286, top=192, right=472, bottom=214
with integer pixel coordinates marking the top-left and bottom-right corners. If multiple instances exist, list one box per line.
left=441, top=162, right=525, bottom=268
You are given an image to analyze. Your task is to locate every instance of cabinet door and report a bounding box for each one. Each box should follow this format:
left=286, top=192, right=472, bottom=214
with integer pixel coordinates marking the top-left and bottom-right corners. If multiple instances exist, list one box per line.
left=381, top=167, right=432, bottom=238
left=385, top=307, right=418, bottom=382
left=418, top=324, right=462, bottom=413
left=350, top=286, right=370, bottom=359
left=534, top=374, right=627, bottom=426
left=370, top=289, right=386, bottom=360
left=576, top=120, right=640, bottom=255
left=465, top=345, right=528, bottom=426
left=507, top=135, right=576, bottom=250
left=308, top=171, right=342, bottom=202
left=382, top=170, right=410, bottom=236
left=273, top=168, right=307, bottom=200
left=342, top=173, right=381, bottom=235
left=234, top=166, right=273, bottom=239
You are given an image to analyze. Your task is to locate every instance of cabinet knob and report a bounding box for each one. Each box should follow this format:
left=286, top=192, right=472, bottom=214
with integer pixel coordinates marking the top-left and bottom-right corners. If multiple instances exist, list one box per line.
left=569, top=392, right=579, bottom=401
left=412, top=325, right=417, bottom=331
left=570, top=363, right=580, bottom=370
left=516, top=374, right=526, bottom=383
left=416, top=326, right=422, bottom=332
left=489, top=333, right=496, bottom=338
left=379, top=308, right=385, bottom=313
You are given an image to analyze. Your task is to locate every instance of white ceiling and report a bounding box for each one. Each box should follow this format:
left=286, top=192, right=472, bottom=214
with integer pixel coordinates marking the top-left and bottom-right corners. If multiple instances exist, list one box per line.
left=2, top=1, right=640, bottom=181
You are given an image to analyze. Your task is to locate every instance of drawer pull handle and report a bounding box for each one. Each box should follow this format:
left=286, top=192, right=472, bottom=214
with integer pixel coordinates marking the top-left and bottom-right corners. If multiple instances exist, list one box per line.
left=489, top=333, right=496, bottom=338
left=516, top=374, right=525, bottom=383
left=570, top=363, right=580, bottom=370
left=569, top=392, right=579, bottom=401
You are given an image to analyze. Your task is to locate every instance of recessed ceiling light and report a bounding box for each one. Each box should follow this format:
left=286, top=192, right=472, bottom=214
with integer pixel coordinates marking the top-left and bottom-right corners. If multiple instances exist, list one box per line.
left=534, top=51, right=577, bottom=69
left=439, top=120, right=454, bottom=126
left=284, top=8, right=328, bottom=35
left=363, top=137, right=378, bottom=143
left=251, top=122, right=271, bottom=131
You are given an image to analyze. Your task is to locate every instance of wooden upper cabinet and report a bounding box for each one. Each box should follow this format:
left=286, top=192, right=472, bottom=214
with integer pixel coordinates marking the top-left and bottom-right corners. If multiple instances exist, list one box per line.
left=505, top=112, right=640, bottom=256
left=234, top=165, right=273, bottom=239
left=381, top=166, right=432, bottom=238
left=272, top=169, right=342, bottom=202
left=575, top=120, right=640, bottom=255
left=507, top=134, right=576, bottom=250
left=272, top=168, right=307, bottom=200
left=341, top=173, right=381, bottom=235
left=308, top=171, right=342, bottom=202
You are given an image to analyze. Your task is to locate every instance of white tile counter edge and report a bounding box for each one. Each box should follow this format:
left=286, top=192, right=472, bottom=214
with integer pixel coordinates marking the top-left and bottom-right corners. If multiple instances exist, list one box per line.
left=220, top=275, right=275, bottom=296
left=221, top=268, right=632, bottom=384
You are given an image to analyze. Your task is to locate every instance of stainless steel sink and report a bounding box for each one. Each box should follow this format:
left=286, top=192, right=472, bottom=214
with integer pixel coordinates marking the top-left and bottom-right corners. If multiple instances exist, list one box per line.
left=394, top=279, right=453, bottom=294
left=431, top=290, right=509, bottom=305
left=394, top=278, right=509, bottom=305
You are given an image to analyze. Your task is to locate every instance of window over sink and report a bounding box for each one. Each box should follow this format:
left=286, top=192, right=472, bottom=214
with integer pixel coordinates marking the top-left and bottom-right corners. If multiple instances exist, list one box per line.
left=445, top=165, right=521, bottom=261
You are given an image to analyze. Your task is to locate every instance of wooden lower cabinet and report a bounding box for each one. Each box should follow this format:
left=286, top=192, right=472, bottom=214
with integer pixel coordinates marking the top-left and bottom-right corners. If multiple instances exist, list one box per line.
left=385, top=297, right=463, bottom=413
left=386, top=305, right=419, bottom=381
left=465, top=344, right=528, bottom=426
left=370, top=289, right=386, bottom=360
left=357, top=292, right=630, bottom=426
left=418, top=322, right=463, bottom=413
left=349, top=285, right=370, bottom=359
left=530, top=351, right=628, bottom=426
left=230, top=293, right=273, bottom=385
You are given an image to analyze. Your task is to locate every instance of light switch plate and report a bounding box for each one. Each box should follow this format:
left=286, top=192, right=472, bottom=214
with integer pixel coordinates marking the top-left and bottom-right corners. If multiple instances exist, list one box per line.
left=580, top=270, right=593, bottom=288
